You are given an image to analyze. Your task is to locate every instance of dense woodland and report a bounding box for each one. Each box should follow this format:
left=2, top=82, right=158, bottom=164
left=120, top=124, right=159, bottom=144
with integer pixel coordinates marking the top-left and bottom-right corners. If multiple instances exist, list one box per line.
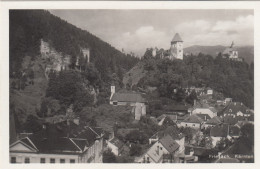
left=9, top=10, right=139, bottom=81
left=138, top=53, right=254, bottom=108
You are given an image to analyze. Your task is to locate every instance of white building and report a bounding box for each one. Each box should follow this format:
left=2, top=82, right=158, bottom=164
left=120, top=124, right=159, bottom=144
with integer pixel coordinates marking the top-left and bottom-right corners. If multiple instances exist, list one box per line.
left=191, top=107, right=217, bottom=118
left=136, top=135, right=180, bottom=163
left=180, top=114, right=204, bottom=129
left=170, top=33, right=183, bottom=60
left=10, top=122, right=104, bottom=163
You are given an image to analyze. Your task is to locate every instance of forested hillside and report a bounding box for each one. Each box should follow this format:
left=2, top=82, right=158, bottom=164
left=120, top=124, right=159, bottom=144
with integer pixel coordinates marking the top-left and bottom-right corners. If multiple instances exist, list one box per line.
left=184, top=45, right=254, bottom=64
left=9, top=10, right=139, bottom=81
left=9, top=10, right=139, bottom=128
left=137, top=53, right=254, bottom=109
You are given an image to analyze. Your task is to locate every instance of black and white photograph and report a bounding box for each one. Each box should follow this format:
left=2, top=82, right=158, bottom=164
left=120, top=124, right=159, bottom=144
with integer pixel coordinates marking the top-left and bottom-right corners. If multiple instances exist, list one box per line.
left=0, top=0, right=258, bottom=166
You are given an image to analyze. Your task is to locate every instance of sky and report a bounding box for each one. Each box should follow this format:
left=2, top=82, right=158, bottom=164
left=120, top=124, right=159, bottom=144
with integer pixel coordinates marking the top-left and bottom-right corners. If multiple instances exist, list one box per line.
left=50, top=10, right=254, bottom=57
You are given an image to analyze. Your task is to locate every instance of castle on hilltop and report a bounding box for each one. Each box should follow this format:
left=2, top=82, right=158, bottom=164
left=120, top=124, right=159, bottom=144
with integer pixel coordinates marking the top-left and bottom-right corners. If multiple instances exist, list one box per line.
left=146, top=33, right=184, bottom=60
left=170, top=33, right=184, bottom=60
left=222, top=41, right=242, bottom=61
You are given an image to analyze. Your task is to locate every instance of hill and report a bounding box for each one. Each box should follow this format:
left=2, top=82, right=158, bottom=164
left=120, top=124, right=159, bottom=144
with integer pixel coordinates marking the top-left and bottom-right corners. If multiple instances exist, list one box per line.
left=9, top=10, right=139, bottom=80
left=184, top=45, right=254, bottom=64
left=9, top=10, right=140, bottom=125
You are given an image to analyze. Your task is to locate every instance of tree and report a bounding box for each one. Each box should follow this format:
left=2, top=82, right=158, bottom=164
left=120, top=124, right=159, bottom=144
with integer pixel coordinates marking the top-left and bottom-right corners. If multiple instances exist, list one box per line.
left=216, top=138, right=231, bottom=152
left=103, top=149, right=117, bottom=163
left=182, top=127, right=193, bottom=144
left=240, top=123, right=254, bottom=148
left=129, top=144, right=142, bottom=156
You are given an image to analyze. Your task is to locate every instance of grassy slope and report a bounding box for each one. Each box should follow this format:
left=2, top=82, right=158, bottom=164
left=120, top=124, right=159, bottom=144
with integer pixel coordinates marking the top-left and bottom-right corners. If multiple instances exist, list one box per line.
left=123, top=62, right=147, bottom=87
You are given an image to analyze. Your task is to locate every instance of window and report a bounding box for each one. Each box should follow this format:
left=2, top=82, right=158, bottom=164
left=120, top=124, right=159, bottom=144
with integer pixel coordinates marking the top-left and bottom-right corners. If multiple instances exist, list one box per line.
left=60, top=159, right=65, bottom=163
left=185, top=124, right=188, bottom=127
left=160, top=147, right=163, bottom=150
left=193, top=124, right=195, bottom=127
left=24, top=157, right=30, bottom=163
left=11, top=157, right=16, bottom=163
left=179, top=50, right=182, bottom=52
left=40, top=158, right=45, bottom=163
left=70, top=159, right=75, bottom=163
left=113, top=102, right=118, bottom=105
left=50, top=158, right=55, bottom=163
left=229, top=109, right=232, bottom=113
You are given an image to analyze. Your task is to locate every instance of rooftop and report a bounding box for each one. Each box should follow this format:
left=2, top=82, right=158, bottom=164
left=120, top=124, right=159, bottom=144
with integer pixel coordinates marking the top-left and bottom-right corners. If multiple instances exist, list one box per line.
left=182, top=114, right=204, bottom=123
left=159, top=135, right=180, bottom=153
left=110, top=92, right=146, bottom=103
left=171, top=33, right=183, bottom=42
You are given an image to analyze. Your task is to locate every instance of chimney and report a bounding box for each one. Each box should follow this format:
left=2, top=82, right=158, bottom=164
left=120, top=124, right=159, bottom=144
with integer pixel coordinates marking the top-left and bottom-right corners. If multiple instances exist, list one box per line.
left=73, top=118, right=80, bottom=125
left=194, top=99, right=197, bottom=106
left=205, top=116, right=207, bottom=121
left=42, top=124, right=46, bottom=129
left=110, top=85, right=115, bottom=99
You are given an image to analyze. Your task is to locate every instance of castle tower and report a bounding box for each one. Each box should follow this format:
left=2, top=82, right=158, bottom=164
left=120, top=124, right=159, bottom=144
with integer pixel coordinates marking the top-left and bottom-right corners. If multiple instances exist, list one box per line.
left=170, top=33, right=183, bottom=60
left=82, top=48, right=90, bottom=63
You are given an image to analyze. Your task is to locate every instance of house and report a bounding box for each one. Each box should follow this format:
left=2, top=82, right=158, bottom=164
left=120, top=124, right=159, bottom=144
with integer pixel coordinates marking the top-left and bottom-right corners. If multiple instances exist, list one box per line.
left=210, top=123, right=240, bottom=147
left=219, top=102, right=252, bottom=125
left=156, top=114, right=178, bottom=126
left=204, top=116, right=222, bottom=128
left=224, top=98, right=232, bottom=105
left=180, top=114, right=204, bottom=129
left=206, top=88, right=213, bottom=95
left=107, top=137, right=124, bottom=156
left=110, top=86, right=146, bottom=106
left=10, top=121, right=104, bottom=163
left=191, top=107, right=217, bottom=118
left=109, top=86, right=147, bottom=120
left=149, top=126, right=185, bottom=154
left=136, top=135, right=180, bottom=163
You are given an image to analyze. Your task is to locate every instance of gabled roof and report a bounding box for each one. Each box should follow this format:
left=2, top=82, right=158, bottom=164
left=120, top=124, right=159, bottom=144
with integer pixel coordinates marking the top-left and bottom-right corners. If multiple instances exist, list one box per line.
left=154, top=126, right=184, bottom=140
left=210, top=123, right=229, bottom=137
left=171, top=33, right=183, bottom=42
left=10, top=121, right=104, bottom=154
left=109, top=137, right=124, bottom=149
left=221, top=102, right=250, bottom=115
left=159, top=135, right=180, bottom=153
left=110, top=93, right=146, bottom=103
left=205, top=116, right=222, bottom=125
left=182, top=114, right=204, bottom=123
left=196, top=114, right=211, bottom=121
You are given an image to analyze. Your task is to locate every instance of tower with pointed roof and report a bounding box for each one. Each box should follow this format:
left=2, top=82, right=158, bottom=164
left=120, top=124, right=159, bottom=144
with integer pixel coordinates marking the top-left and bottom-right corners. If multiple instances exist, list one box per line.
left=170, top=33, right=183, bottom=60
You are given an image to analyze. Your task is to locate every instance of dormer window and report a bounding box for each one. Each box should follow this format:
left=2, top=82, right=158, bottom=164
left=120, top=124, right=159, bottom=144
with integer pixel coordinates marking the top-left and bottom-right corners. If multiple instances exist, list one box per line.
left=229, top=109, right=232, bottom=113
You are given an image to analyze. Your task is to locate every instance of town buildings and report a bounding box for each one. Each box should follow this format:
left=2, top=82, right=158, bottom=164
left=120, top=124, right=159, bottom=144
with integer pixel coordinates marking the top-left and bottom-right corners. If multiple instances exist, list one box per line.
left=10, top=121, right=104, bottom=163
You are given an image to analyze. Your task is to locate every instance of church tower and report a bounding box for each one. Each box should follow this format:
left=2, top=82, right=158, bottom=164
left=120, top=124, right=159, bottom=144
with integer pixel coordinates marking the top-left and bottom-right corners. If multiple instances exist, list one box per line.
left=170, top=33, right=183, bottom=60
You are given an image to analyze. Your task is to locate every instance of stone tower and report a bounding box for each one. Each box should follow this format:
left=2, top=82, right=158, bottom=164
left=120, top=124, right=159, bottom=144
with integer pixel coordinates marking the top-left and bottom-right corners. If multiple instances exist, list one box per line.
left=170, top=33, right=183, bottom=60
